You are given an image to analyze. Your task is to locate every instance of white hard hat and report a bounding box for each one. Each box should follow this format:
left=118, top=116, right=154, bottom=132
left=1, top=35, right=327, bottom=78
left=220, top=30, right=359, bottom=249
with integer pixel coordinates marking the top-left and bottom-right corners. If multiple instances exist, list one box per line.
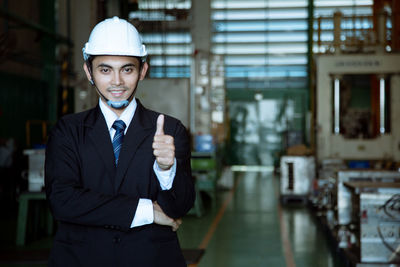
left=82, top=16, right=147, bottom=61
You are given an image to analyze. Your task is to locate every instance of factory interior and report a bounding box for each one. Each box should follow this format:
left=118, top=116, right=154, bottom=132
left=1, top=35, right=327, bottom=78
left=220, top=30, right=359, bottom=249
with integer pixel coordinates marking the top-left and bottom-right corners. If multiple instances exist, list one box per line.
left=0, top=0, right=400, bottom=266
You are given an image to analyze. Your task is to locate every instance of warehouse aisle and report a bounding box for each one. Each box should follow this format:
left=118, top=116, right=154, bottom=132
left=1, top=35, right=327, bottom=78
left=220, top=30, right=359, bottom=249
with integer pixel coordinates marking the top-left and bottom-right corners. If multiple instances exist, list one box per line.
left=178, top=170, right=345, bottom=267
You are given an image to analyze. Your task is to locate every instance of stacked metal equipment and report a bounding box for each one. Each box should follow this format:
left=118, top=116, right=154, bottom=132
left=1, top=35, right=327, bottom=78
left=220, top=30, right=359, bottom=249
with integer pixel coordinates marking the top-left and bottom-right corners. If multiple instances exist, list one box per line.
left=311, top=159, right=347, bottom=226
left=333, top=170, right=400, bottom=250
left=346, top=182, right=400, bottom=265
left=336, top=171, right=400, bottom=226
left=23, top=149, right=46, bottom=192
left=309, top=167, right=400, bottom=266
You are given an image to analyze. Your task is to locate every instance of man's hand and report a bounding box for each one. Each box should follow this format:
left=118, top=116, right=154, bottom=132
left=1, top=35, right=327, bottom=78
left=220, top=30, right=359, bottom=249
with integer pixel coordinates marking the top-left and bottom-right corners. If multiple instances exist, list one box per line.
left=153, top=202, right=182, bottom=231
left=153, top=114, right=175, bottom=170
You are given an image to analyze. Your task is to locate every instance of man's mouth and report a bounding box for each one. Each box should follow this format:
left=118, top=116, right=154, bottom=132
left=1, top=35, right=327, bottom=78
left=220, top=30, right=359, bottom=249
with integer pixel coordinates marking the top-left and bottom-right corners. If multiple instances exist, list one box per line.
left=109, top=89, right=126, bottom=98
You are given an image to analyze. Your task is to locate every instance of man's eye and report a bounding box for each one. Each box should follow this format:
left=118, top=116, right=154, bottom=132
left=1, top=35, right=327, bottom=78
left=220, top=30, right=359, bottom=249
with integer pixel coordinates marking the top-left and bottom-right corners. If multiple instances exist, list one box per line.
left=123, top=67, right=133, bottom=73
left=100, top=68, right=110, bottom=73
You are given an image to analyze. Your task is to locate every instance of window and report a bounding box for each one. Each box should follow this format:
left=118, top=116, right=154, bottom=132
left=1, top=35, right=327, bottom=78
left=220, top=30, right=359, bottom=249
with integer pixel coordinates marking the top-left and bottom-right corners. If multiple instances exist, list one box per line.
left=211, top=0, right=309, bottom=90
left=129, top=0, right=192, bottom=78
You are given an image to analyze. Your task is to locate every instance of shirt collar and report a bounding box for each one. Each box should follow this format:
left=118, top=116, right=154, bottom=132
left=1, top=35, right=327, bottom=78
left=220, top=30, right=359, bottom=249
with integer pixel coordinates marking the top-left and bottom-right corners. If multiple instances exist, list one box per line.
left=99, top=98, right=137, bottom=132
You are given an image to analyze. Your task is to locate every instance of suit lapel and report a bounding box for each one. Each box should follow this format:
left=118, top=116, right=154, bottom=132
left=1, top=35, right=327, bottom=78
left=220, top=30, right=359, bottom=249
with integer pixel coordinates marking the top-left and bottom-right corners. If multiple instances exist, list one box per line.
left=86, top=106, right=116, bottom=185
left=114, top=101, right=154, bottom=192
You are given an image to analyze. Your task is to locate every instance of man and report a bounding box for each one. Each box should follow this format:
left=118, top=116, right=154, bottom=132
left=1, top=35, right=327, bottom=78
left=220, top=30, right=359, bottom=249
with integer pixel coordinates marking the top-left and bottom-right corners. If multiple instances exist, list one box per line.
left=45, top=16, right=195, bottom=267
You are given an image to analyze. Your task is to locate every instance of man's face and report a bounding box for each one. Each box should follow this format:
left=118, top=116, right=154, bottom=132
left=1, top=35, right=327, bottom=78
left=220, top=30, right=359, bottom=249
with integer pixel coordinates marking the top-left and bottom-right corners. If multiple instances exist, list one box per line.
left=83, top=55, right=148, bottom=114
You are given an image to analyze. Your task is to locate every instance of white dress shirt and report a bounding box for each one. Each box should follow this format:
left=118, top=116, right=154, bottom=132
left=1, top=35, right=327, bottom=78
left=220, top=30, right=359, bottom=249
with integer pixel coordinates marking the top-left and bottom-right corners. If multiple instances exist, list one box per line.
left=99, top=98, right=177, bottom=227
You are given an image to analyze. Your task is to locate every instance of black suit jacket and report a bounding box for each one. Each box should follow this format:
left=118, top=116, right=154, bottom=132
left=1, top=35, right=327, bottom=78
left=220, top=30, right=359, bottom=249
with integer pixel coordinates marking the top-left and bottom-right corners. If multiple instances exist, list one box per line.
left=45, top=100, right=195, bottom=267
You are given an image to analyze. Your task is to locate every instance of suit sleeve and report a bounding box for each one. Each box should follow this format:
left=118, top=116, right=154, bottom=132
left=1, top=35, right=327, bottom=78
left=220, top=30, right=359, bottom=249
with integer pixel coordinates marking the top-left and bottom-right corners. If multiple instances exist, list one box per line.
left=156, top=120, right=195, bottom=218
left=45, top=119, right=138, bottom=231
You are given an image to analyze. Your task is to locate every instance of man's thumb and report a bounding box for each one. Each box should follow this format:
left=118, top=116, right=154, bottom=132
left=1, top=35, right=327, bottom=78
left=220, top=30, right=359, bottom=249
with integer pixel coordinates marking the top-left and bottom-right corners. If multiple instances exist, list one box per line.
left=155, top=114, right=164, bottom=135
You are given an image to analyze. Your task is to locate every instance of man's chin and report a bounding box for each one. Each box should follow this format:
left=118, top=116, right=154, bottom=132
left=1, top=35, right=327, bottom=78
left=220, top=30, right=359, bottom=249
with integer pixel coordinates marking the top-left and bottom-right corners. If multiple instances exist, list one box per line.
left=107, top=94, right=128, bottom=101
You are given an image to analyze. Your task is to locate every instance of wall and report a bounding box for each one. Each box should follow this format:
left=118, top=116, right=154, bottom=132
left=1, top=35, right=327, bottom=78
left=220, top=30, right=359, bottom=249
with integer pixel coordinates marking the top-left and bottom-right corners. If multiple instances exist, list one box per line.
left=0, top=0, right=57, bottom=148
left=0, top=0, right=42, bottom=79
left=136, top=78, right=190, bottom=128
left=0, top=72, right=48, bottom=147
left=57, top=0, right=100, bottom=113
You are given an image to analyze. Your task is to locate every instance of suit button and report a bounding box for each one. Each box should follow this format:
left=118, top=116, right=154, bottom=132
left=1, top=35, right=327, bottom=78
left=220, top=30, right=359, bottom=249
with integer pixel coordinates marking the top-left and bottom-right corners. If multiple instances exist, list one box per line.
left=104, top=225, right=109, bottom=229
left=110, top=225, right=115, bottom=229
left=113, top=236, right=121, bottom=243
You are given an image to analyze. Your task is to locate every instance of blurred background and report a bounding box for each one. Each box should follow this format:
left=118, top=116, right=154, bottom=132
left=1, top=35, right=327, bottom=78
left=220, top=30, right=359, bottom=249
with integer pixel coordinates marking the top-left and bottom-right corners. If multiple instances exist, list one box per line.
left=0, top=0, right=400, bottom=266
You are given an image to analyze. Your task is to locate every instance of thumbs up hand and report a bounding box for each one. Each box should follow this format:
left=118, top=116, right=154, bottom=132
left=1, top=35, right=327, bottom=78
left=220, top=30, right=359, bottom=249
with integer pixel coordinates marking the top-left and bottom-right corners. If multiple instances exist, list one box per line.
left=153, top=115, right=175, bottom=170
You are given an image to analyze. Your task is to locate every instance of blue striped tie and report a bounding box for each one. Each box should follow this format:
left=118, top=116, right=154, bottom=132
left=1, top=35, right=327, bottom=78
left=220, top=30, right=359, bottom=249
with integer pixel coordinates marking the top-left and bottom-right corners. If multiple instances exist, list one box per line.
left=112, top=120, right=126, bottom=165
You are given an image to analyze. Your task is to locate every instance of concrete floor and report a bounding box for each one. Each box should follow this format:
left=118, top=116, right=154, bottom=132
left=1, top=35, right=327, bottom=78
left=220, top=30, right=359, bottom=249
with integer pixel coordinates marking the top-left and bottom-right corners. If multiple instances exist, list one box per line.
left=0, top=169, right=345, bottom=266
left=178, top=170, right=344, bottom=267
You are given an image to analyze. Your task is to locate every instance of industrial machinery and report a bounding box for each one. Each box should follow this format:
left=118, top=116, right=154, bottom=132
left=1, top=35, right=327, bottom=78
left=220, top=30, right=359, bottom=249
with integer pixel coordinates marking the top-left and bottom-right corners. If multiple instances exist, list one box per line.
left=336, top=170, right=400, bottom=226
left=315, top=8, right=400, bottom=163
left=346, top=182, right=400, bottom=264
left=312, top=3, right=400, bottom=266
left=316, top=53, right=400, bottom=162
left=280, top=156, right=315, bottom=203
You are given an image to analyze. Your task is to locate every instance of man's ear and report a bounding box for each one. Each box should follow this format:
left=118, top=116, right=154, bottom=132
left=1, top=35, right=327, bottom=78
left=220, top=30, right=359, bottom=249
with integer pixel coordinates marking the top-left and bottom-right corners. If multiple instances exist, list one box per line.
left=83, top=63, right=94, bottom=84
left=139, top=62, right=148, bottom=81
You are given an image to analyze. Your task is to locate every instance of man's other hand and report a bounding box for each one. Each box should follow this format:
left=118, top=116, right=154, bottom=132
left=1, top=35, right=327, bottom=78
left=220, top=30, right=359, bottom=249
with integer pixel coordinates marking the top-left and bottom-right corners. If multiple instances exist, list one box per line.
left=153, top=201, right=182, bottom=231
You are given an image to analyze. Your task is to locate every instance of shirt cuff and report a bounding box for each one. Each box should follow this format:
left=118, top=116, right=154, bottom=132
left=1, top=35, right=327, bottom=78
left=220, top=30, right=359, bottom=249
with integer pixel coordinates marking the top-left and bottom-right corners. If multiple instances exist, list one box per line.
left=130, top=198, right=154, bottom=228
left=153, top=158, right=177, bottom=190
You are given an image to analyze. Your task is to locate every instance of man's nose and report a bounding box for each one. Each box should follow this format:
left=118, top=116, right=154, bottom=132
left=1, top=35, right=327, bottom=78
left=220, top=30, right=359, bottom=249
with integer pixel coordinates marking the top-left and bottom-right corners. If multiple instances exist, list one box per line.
left=112, top=72, right=123, bottom=86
